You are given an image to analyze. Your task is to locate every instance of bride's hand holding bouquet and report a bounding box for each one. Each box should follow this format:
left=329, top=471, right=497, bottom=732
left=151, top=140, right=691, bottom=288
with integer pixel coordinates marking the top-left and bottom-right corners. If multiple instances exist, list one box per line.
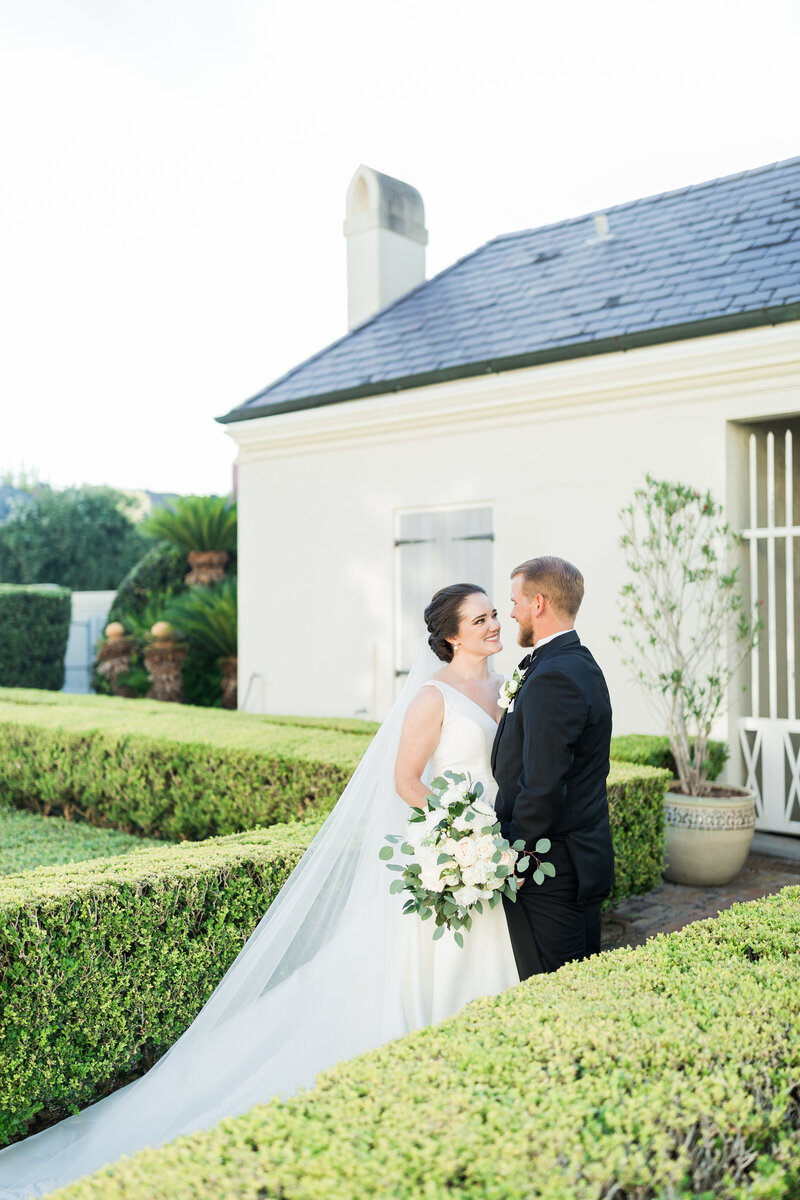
left=380, top=771, right=554, bottom=948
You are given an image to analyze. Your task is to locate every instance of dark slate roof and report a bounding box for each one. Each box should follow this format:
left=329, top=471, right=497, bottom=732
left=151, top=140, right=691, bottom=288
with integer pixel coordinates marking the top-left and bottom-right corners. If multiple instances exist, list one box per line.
left=220, top=156, right=800, bottom=424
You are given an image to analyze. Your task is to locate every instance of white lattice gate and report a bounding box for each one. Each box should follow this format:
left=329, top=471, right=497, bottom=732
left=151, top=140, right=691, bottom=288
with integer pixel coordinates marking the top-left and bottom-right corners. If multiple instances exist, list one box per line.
left=739, top=422, right=800, bottom=834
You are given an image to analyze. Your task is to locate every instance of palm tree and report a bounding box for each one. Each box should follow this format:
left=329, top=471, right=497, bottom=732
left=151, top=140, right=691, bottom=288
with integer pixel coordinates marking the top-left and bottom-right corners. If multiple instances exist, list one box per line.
left=143, top=496, right=237, bottom=585
left=165, top=579, right=238, bottom=708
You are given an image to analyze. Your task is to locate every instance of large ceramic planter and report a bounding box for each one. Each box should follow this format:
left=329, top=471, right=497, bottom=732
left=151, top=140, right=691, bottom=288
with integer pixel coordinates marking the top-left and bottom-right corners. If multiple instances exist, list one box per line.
left=663, top=784, right=757, bottom=886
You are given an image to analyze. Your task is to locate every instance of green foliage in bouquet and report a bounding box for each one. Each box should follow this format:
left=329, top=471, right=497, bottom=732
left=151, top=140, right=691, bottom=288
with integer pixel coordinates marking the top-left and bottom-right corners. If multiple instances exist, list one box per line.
left=141, top=495, right=237, bottom=553
left=381, top=772, right=553, bottom=949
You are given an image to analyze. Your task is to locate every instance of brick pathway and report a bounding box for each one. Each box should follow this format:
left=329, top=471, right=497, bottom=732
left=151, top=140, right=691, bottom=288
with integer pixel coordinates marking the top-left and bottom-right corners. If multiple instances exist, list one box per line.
left=601, top=851, right=800, bottom=951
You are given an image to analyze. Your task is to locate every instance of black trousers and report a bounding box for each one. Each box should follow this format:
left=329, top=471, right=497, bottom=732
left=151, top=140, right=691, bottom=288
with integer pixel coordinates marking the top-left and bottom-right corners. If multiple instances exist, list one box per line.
left=502, top=846, right=603, bottom=979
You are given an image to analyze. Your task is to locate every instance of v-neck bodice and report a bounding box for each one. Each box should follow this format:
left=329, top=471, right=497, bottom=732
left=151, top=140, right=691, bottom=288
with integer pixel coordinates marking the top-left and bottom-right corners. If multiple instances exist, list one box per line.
left=421, top=679, right=499, bottom=801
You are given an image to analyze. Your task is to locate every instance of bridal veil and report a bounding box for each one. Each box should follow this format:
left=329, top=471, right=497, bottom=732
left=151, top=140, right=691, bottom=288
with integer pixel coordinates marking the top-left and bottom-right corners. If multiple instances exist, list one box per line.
left=0, top=642, right=441, bottom=1199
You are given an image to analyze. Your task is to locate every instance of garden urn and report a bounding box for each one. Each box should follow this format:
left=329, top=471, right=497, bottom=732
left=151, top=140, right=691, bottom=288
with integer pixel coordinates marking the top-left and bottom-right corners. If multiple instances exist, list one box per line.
left=663, top=783, right=757, bottom=886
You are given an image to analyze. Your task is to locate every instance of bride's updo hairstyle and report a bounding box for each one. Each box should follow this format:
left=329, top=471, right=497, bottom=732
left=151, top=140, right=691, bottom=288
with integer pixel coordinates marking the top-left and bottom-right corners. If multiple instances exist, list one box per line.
left=424, top=583, right=487, bottom=663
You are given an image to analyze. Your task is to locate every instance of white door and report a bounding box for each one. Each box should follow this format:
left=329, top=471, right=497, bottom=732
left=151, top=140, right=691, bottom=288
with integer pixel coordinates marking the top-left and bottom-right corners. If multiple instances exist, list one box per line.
left=395, top=506, right=493, bottom=678
left=739, top=422, right=800, bottom=833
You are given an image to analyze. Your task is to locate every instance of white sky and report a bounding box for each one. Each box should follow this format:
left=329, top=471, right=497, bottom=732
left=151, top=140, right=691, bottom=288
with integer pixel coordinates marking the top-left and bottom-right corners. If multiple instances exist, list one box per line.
left=1, top=0, right=798, bottom=495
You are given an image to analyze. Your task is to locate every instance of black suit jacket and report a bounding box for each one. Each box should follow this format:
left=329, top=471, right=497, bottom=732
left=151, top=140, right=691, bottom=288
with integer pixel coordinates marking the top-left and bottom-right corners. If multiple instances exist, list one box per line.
left=491, top=631, right=614, bottom=904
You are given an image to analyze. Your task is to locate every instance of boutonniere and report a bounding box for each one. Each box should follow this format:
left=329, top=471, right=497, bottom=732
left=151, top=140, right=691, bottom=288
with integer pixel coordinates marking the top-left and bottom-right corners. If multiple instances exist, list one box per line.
left=498, top=666, right=527, bottom=713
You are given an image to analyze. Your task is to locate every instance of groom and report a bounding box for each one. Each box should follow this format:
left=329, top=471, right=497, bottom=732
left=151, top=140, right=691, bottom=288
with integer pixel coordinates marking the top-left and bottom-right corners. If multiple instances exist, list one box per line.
left=491, top=556, right=614, bottom=979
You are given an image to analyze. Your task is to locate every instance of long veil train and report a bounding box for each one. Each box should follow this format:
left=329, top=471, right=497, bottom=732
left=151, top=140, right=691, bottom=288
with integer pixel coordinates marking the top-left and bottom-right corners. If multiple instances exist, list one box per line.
left=0, top=643, right=441, bottom=1199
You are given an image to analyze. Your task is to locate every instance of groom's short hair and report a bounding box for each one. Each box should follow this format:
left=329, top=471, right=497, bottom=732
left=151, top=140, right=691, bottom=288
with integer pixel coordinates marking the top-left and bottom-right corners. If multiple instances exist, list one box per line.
left=512, top=556, right=584, bottom=618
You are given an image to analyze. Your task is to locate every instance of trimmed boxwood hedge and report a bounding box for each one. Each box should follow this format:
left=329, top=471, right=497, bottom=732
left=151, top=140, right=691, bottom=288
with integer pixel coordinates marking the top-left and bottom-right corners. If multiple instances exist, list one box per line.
left=0, top=822, right=318, bottom=1146
left=45, top=886, right=800, bottom=1200
left=0, top=690, right=372, bottom=839
left=0, top=759, right=666, bottom=1151
left=0, top=586, right=72, bottom=691
left=0, top=694, right=669, bottom=889
left=611, top=732, right=728, bottom=781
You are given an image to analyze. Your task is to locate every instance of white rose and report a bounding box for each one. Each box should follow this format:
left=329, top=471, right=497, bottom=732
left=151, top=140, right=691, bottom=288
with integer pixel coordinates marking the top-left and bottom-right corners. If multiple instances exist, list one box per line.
left=453, top=838, right=477, bottom=868
left=452, top=814, right=472, bottom=832
left=443, top=837, right=459, bottom=856
left=461, top=864, right=481, bottom=887
left=474, top=835, right=496, bottom=861
left=473, top=797, right=496, bottom=818
left=419, top=862, right=447, bottom=892
left=498, top=849, right=515, bottom=869
left=451, top=884, right=481, bottom=908
left=474, top=858, right=496, bottom=884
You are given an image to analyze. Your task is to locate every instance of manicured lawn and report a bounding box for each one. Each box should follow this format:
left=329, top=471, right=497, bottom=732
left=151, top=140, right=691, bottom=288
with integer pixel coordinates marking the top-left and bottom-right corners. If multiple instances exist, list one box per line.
left=0, top=807, right=167, bottom=876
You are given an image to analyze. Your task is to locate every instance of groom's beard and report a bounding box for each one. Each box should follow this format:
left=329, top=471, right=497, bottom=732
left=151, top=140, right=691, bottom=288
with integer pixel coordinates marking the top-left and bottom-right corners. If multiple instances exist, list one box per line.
left=516, top=620, right=534, bottom=648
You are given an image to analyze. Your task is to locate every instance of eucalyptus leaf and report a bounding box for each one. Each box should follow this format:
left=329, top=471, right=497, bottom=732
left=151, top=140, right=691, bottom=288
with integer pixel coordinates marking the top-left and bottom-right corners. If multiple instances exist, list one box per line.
left=432, top=924, right=445, bottom=940
left=401, top=842, right=415, bottom=856
left=517, top=856, right=530, bottom=872
left=379, top=846, right=394, bottom=861
left=541, top=861, right=556, bottom=877
left=533, top=868, right=545, bottom=885
left=454, top=931, right=464, bottom=949
left=534, top=838, right=551, bottom=853
left=389, top=879, right=406, bottom=894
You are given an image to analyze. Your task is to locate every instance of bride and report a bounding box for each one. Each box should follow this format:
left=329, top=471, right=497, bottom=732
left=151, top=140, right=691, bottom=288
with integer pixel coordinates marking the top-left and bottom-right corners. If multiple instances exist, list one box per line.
left=0, top=583, right=519, bottom=1198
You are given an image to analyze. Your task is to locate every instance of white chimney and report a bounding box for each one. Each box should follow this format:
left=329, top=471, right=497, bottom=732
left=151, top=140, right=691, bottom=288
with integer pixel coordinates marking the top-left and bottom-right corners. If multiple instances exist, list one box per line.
left=343, top=165, right=428, bottom=330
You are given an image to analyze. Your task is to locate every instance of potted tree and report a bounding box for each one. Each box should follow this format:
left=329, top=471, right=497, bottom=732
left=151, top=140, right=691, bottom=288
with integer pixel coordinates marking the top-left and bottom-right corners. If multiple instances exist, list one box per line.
left=142, top=495, right=236, bottom=586
left=615, top=476, right=760, bottom=886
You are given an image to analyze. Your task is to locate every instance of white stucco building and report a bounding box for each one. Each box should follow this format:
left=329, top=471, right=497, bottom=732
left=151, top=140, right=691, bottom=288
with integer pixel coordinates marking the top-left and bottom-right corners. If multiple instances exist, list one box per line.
left=220, top=159, right=800, bottom=836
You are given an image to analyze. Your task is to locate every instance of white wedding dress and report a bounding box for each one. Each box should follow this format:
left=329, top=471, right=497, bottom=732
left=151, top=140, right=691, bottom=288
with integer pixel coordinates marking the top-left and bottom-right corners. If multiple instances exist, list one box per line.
left=401, top=680, right=519, bottom=1027
left=0, top=649, right=519, bottom=1199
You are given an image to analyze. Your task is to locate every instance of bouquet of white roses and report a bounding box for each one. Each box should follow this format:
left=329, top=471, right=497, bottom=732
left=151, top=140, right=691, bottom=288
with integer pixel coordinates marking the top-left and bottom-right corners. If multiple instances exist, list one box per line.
left=380, top=771, right=554, bottom=948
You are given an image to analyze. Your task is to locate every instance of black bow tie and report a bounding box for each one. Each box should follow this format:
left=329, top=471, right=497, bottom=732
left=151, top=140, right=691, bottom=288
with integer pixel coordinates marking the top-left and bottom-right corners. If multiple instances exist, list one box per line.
left=518, top=652, right=534, bottom=671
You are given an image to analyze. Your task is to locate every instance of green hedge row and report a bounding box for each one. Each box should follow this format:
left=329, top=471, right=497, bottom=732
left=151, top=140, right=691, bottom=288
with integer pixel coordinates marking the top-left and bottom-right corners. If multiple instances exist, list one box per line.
left=604, top=759, right=668, bottom=906
left=611, top=732, right=728, bottom=781
left=0, top=695, right=669, bottom=888
left=0, top=691, right=372, bottom=839
left=48, top=886, right=800, bottom=1200
left=0, top=759, right=666, bottom=1150
left=0, top=587, right=72, bottom=691
left=0, top=822, right=317, bottom=1146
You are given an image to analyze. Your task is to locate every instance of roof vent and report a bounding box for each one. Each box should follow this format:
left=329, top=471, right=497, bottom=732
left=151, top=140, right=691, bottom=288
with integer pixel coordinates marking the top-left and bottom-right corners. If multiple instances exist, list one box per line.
left=344, top=165, right=428, bottom=330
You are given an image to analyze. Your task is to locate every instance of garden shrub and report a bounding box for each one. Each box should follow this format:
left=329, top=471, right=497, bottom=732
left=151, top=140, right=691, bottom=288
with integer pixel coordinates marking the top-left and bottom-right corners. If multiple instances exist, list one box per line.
left=0, top=585, right=72, bottom=691
left=0, top=822, right=317, bottom=1146
left=604, top=759, right=668, bottom=905
left=44, top=886, right=800, bottom=1200
left=611, top=732, right=728, bottom=781
left=106, top=542, right=187, bottom=627
left=0, top=691, right=667, bottom=900
left=94, top=541, right=236, bottom=706
left=0, top=721, right=362, bottom=839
